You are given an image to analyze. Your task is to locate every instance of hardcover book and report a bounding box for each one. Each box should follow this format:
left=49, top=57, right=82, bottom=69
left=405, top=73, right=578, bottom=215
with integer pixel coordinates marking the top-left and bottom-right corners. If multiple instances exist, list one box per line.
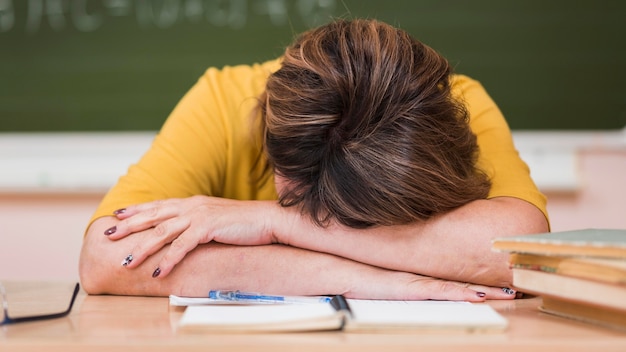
left=492, top=228, right=626, bottom=258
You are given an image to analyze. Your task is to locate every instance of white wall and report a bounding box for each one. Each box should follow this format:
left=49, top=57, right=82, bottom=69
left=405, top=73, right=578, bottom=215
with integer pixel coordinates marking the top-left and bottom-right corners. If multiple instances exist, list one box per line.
left=1, top=131, right=625, bottom=281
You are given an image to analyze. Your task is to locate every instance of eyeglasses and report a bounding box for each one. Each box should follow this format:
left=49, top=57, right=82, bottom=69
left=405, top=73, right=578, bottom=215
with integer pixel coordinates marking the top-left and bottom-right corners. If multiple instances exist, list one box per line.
left=0, top=282, right=80, bottom=325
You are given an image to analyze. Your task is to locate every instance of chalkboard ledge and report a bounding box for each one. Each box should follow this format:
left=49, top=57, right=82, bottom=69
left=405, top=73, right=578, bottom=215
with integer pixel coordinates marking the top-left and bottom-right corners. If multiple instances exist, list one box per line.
left=0, top=132, right=156, bottom=194
left=1, top=130, right=625, bottom=194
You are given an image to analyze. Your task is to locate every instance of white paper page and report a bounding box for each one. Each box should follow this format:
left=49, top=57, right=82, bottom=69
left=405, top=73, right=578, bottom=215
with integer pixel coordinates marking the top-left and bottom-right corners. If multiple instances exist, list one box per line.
left=179, top=303, right=337, bottom=326
left=345, top=300, right=507, bottom=328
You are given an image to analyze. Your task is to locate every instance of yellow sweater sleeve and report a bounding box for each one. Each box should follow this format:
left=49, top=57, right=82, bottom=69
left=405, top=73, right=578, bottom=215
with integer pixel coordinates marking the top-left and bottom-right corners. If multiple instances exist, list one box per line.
left=453, top=75, right=549, bottom=223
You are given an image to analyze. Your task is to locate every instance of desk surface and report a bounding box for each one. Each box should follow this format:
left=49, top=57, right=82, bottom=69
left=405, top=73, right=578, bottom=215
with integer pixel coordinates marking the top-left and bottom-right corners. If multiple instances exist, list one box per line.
left=1, top=282, right=626, bottom=352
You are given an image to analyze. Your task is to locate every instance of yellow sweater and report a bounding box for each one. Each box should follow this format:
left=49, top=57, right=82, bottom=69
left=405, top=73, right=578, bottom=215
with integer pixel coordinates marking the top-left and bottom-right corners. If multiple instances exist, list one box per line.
left=90, top=59, right=548, bottom=225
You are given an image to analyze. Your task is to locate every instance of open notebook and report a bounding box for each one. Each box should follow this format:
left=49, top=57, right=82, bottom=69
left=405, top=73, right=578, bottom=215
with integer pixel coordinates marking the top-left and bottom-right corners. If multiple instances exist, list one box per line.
left=171, top=295, right=508, bottom=333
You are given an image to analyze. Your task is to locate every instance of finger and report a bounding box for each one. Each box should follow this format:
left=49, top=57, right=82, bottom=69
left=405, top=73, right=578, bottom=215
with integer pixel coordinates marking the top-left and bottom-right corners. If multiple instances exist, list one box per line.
left=122, top=218, right=190, bottom=269
left=113, top=199, right=169, bottom=219
left=113, top=198, right=182, bottom=220
left=106, top=200, right=178, bottom=240
left=474, top=286, right=518, bottom=300
left=455, top=283, right=518, bottom=300
left=151, top=224, right=214, bottom=279
left=421, top=280, right=488, bottom=302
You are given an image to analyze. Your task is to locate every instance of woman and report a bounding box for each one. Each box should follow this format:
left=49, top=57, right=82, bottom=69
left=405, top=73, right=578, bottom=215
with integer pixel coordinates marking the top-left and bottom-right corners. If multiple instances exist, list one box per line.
left=79, top=19, right=548, bottom=300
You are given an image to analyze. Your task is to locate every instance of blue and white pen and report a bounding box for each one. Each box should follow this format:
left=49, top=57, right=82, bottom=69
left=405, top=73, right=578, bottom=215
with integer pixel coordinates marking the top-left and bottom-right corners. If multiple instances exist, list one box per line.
left=208, top=290, right=332, bottom=304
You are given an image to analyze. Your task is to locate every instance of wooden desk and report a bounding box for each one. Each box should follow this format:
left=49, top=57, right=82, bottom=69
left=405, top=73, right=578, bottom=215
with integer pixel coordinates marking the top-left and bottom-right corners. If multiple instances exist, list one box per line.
left=1, top=282, right=625, bottom=352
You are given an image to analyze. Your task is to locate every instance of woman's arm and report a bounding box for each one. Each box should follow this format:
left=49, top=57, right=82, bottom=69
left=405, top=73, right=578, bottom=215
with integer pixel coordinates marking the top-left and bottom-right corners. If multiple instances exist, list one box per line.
left=274, top=196, right=549, bottom=287
left=105, top=195, right=546, bottom=288
left=80, top=216, right=514, bottom=300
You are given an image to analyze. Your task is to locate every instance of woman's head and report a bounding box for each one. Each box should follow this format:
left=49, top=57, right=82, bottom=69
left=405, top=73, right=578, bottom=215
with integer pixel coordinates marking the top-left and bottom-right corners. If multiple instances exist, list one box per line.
left=261, top=19, right=490, bottom=228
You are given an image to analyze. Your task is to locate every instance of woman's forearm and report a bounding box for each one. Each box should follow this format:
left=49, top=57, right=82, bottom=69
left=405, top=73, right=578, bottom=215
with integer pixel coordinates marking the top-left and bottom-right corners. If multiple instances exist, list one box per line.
left=80, top=217, right=507, bottom=300
left=275, top=197, right=549, bottom=287
left=80, top=217, right=355, bottom=296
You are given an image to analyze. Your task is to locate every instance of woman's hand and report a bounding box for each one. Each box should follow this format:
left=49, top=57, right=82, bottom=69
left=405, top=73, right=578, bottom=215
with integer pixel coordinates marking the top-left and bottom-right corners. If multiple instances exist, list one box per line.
left=345, top=269, right=519, bottom=302
left=104, top=196, right=280, bottom=278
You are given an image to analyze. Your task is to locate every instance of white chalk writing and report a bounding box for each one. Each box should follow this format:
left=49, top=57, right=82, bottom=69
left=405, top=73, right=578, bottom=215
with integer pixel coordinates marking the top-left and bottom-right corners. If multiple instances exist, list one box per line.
left=0, top=0, right=337, bottom=33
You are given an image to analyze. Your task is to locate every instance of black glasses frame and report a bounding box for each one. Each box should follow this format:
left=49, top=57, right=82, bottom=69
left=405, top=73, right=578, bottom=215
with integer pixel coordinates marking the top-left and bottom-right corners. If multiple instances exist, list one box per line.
left=0, top=282, right=80, bottom=325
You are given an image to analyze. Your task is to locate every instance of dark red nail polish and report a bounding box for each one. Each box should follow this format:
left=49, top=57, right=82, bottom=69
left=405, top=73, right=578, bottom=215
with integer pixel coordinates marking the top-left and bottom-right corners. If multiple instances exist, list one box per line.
left=476, top=292, right=486, bottom=297
left=152, top=268, right=161, bottom=278
left=104, top=226, right=117, bottom=235
left=113, top=208, right=126, bottom=215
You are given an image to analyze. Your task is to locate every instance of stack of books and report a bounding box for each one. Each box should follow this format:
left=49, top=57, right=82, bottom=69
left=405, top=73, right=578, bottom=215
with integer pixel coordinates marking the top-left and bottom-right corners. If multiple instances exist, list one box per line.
left=492, top=228, right=626, bottom=331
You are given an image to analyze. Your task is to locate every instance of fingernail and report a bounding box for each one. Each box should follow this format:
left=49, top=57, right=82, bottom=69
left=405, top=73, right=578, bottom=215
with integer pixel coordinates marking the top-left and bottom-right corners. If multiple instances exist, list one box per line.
left=152, top=267, right=161, bottom=278
left=502, top=287, right=516, bottom=295
left=113, top=208, right=126, bottom=215
left=121, top=254, right=133, bottom=267
left=476, top=292, right=486, bottom=298
left=104, top=226, right=117, bottom=236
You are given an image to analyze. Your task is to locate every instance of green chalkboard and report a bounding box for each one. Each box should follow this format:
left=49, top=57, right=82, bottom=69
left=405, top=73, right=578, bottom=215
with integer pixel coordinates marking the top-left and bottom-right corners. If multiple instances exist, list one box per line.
left=1, top=0, right=625, bottom=131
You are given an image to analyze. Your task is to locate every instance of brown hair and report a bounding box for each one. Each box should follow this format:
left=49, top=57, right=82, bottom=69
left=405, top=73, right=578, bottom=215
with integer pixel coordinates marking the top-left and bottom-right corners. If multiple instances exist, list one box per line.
left=260, top=19, right=491, bottom=228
